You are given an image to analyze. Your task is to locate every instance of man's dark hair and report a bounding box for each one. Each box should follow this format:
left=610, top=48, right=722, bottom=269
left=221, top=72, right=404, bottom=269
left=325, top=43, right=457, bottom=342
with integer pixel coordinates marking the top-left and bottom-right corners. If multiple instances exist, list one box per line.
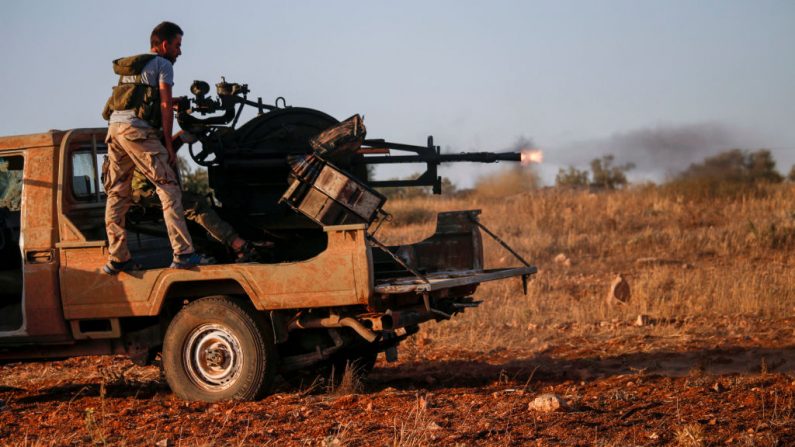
left=150, top=21, right=183, bottom=48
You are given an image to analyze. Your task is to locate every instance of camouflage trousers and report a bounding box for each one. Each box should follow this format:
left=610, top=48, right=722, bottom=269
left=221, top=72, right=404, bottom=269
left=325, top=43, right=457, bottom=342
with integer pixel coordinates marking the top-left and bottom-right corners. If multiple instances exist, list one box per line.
left=104, top=123, right=194, bottom=263
left=134, top=188, right=239, bottom=247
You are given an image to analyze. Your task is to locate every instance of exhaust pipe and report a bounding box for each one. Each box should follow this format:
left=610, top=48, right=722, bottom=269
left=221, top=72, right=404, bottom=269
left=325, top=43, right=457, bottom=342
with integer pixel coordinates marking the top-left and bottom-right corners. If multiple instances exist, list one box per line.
left=288, top=314, right=378, bottom=343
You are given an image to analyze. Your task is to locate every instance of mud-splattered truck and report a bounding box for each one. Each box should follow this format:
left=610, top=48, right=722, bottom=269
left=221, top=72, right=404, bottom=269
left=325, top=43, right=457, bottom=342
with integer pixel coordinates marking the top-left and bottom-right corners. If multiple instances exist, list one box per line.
left=0, top=81, right=536, bottom=401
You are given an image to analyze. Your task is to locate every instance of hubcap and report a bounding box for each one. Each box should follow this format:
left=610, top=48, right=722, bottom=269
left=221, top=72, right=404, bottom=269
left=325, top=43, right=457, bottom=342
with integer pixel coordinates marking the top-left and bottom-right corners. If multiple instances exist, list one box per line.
left=184, top=324, right=243, bottom=391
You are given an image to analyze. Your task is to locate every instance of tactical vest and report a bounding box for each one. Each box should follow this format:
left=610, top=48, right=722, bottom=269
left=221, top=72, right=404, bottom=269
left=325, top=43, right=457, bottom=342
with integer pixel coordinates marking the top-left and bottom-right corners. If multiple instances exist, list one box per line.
left=101, top=54, right=162, bottom=128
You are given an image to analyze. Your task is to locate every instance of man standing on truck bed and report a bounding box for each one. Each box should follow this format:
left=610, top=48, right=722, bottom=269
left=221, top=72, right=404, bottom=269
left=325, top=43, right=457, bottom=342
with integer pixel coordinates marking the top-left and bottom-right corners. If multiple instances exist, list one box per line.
left=102, top=21, right=201, bottom=273
left=126, top=134, right=267, bottom=263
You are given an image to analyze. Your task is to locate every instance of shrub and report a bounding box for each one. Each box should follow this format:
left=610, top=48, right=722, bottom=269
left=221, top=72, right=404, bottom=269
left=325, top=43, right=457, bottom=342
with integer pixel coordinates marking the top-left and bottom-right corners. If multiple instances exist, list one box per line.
left=177, top=156, right=211, bottom=196
left=590, top=155, right=635, bottom=189
left=555, top=166, right=590, bottom=188
left=665, top=149, right=783, bottom=199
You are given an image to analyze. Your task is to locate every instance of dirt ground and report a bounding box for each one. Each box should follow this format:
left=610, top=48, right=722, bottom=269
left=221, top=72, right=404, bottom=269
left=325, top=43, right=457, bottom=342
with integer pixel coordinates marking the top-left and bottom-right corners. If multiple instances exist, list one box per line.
left=2, top=316, right=794, bottom=446
left=3, top=187, right=795, bottom=446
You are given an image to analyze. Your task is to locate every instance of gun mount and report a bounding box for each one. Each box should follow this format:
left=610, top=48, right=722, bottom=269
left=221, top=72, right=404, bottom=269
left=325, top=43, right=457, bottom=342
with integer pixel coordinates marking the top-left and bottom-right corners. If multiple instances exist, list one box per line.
left=175, top=79, right=526, bottom=238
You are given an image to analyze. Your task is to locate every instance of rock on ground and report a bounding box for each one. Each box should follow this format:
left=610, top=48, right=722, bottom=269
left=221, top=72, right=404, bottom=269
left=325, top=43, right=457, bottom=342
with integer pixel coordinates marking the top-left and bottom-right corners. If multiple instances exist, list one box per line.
left=528, top=393, right=568, bottom=412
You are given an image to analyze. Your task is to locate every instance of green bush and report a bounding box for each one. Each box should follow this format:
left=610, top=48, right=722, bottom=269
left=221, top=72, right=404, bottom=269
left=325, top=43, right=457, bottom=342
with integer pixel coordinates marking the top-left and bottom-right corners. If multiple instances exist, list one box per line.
left=177, top=156, right=211, bottom=196
left=665, top=149, right=783, bottom=199
left=590, top=155, right=635, bottom=189
left=555, top=166, right=590, bottom=188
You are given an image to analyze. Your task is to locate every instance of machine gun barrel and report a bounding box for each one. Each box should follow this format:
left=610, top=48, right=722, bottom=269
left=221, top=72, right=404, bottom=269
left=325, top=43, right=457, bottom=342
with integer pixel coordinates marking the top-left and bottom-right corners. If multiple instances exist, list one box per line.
left=359, top=151, right=521, bottom=164
left=354, top=137, right=525, bottom=194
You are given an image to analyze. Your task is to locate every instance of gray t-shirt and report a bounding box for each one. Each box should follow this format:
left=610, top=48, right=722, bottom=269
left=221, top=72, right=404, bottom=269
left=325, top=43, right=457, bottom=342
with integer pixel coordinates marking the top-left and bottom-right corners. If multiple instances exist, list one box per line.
left=109, top=54, right=174, bottom=128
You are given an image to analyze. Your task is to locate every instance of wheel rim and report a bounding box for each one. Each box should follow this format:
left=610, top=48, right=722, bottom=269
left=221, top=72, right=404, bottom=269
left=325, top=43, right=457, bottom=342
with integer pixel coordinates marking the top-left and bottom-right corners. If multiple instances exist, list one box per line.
left=184, top=324, right=243, bottom=391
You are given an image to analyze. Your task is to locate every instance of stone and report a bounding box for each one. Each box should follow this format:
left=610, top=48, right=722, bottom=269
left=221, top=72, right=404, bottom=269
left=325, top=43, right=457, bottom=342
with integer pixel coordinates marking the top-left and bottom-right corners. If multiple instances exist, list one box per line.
left=426, top=421, right=442, bottom=431
left=322, top=437, right=343, bottom=447
left=635, top=314, right=650, bottom=326
left=528, top=393, right=568, bottom=412
left=155, top=439, right=173, bottom=447
left=554, top=253, right=571, bottom=267
left=606, top=274, right=630, bottom=306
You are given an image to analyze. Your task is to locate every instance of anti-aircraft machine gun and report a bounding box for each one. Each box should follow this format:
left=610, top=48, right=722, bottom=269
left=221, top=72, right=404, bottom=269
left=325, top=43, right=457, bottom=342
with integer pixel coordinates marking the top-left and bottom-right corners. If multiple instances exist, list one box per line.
left=175, top=78, right=535, bottom=266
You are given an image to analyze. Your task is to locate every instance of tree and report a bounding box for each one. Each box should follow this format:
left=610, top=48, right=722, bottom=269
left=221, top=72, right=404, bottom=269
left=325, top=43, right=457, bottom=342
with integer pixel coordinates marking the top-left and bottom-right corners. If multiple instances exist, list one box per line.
left=555, top=166, right=589, bottom=187
left=440, top=177, right=457, bottom=195
left=177, top=156, right=211, bottom=196
left=666, top=149, right=784, bottom=199
left=676, top=149, right=782, bottom=184
left=747, top=150, right=782, bottom=182
left=590, top=155, right=635, bottom=189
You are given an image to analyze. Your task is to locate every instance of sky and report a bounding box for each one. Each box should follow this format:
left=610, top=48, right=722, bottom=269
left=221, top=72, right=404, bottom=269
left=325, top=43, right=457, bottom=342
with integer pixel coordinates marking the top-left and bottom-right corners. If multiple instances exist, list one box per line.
left=2, top=0, right=794, bottom=186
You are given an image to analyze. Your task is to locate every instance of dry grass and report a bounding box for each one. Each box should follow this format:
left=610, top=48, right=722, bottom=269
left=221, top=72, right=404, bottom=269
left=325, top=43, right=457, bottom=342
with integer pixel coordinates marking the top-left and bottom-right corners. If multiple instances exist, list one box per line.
left=675, top=423, right=705, bottom=447
left=391, top=398, right=437, bottom=447
left=378, top=183, right=795, bottom=350
left=329, top=362, right=365, bottom=396
left=320, top=422, right=352, bottom=447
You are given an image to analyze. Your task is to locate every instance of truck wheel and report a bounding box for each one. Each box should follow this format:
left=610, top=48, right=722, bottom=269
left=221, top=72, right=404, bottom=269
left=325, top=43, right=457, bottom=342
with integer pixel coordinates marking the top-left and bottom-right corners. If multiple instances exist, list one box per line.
left=162, top=296, right=277, bottom=402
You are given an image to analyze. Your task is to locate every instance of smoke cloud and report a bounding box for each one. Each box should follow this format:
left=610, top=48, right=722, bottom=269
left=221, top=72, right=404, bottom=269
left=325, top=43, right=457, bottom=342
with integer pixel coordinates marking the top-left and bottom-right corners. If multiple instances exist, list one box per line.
left=505, top=135, right=537, bottom=152
left=549, top=123, right=758, bottom=181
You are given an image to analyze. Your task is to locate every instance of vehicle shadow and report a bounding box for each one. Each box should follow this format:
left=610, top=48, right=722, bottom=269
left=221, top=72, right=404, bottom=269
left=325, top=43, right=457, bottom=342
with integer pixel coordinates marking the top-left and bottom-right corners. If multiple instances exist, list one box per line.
left=366, top=344, right=795, bottom=392
left=13, top=380, right=169, bottom=405
left=9, top=344, right=795, bottom=402
left=0, top=385, right=24, bottom=392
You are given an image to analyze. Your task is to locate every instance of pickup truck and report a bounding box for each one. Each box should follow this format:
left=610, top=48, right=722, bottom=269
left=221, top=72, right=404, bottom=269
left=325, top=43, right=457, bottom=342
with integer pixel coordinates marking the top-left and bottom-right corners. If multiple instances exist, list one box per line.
left=0, top=128, right=536, bottom=401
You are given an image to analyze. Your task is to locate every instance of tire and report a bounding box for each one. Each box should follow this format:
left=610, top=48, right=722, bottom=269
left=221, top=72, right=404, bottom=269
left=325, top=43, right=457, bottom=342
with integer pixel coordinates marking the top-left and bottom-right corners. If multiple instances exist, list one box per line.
left=162, top=296, right=277, bottom=402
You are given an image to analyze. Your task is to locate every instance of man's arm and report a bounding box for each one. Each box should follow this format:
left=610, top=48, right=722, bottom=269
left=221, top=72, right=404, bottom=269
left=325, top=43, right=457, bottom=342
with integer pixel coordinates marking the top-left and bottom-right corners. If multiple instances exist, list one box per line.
left=159, top=81, right=175, bottom=164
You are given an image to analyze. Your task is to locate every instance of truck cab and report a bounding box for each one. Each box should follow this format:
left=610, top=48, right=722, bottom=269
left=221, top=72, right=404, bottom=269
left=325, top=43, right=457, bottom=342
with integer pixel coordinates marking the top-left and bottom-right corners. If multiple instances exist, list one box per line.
left=0, top=128, right=535, bottom=401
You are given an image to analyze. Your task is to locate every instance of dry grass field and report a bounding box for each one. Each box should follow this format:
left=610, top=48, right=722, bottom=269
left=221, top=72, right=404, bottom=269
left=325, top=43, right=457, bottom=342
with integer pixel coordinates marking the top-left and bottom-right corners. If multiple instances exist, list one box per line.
left=2, top=183, right=795, bottom=446
left=382, top=183, right=795, bottom=349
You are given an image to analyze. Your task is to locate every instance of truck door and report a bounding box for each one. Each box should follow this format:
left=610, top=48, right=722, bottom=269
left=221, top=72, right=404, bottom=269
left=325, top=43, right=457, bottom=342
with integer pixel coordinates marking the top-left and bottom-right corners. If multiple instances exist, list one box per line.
left=55, top=129, right=128, bottom=323
left=0, top=140, right=71, bottom=342
left=0, top=155, right=24, bottom=333
left=56, top=128, right=160, bottom=325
